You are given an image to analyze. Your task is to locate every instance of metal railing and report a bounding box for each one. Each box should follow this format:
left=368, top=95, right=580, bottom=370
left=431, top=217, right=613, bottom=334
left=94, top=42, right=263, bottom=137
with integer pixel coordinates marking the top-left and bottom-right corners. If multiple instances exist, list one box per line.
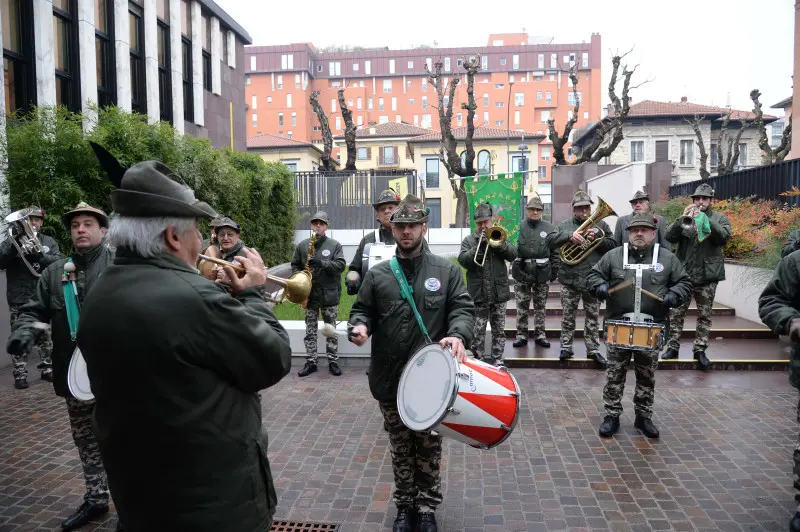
left=293, top=169, right=417, bottom=229
left=669, top=159, right=800, bottom=207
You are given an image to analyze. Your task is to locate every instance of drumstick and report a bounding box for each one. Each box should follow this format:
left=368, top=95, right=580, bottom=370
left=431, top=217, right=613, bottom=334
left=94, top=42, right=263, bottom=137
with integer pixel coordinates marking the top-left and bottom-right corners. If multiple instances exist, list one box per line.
left=608, top=279, right=632, bottom=294
left=642, top=289, right=664, bottom=303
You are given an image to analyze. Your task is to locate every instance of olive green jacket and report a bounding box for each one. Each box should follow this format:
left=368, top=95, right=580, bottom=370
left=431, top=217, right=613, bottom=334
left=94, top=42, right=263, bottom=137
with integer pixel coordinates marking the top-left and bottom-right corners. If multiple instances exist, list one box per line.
left=758, top=249, right=800, bottom=389
left=515, top=219, right=559, bottom=285
left=546, top=217, right=617, bottom=288
left=349, top=249, right=475, bottom=403
left=291, top=235, right=346, bottom=308
left=457, top=233, right=517, bottom=305
left=665, top=207, right=731, bottom=284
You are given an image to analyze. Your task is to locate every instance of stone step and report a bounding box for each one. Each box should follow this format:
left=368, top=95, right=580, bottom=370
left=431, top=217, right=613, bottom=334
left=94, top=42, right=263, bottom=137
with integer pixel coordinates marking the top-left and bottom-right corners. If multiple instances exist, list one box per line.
left=504, top=299, right=736, bottom=317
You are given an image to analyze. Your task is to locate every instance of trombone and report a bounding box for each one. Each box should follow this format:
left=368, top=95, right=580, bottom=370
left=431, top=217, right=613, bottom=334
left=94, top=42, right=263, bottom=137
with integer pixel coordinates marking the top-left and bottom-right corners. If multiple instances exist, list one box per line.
left=197, top=253, right=312, bottom=304
left=474, top=224, right=508, bottom=266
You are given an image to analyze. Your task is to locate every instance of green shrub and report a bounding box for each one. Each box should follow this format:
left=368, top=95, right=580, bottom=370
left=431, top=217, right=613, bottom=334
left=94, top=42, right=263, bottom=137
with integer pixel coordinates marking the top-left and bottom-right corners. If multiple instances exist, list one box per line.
left=0, top=106, right=297, bottom=263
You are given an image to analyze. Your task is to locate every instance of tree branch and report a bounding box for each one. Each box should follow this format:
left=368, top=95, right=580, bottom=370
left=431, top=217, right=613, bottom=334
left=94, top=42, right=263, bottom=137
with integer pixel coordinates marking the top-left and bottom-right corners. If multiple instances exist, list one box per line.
left=547, top=66, right=580, bottom=165
left=310, top=91, right=334, bottom=171
left=751, top=88, right=793, bottom=164
left=337, top=89, right=357, bottom=171
left=684, top=114, right=710, bottom=179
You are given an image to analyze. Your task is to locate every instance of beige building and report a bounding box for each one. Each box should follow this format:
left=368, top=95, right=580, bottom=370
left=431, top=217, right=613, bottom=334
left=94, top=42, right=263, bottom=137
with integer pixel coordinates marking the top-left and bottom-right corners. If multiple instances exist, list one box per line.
left=332, top=122, right=430, bottom=170
left=408, top=126, right=545, bottom=227
left=247, top=133, right=332, bottom=172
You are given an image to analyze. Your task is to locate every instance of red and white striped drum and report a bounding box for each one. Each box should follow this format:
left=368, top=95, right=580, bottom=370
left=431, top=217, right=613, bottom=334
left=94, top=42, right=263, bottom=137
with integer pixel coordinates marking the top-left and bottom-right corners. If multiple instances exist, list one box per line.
left=396, top=344, right=521, bottom=449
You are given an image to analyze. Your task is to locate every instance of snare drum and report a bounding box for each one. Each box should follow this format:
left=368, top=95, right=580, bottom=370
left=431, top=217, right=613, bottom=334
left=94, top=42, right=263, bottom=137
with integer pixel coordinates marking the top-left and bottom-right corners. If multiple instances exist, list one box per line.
left=396, top=344, right=521, bottom=449
left=605, top=320, right=664, bottom=351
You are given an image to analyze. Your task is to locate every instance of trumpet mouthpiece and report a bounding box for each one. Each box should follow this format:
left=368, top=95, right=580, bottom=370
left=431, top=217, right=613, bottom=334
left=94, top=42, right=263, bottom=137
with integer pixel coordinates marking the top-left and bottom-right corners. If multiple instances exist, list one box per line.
left=320, top=323, right=337, bottom=338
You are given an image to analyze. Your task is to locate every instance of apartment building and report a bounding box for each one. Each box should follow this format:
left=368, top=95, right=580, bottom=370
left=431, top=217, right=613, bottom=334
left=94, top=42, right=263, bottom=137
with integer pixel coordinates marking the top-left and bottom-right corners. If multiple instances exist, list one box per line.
left=244, top=32, right=603, bottom=181
left=2, top=0, right=251, bottom=150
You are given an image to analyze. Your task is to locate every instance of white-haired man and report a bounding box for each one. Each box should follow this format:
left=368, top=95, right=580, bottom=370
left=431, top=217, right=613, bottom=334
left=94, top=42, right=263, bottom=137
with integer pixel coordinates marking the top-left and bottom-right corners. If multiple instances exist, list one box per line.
left=76, top=156, right=292, bottom=532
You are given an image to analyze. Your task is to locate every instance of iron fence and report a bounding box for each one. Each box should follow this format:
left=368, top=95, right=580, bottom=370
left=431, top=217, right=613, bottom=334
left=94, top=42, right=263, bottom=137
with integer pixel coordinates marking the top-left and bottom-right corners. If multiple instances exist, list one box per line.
left=293, top=169, right=418, bottom=230
left=669, top=159, right=800, bottom=207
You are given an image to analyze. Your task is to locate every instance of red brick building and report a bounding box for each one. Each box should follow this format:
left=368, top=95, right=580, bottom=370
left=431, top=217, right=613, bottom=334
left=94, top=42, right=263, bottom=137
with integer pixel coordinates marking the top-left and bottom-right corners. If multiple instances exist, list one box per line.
left=244, top=33, right=603, bottom=181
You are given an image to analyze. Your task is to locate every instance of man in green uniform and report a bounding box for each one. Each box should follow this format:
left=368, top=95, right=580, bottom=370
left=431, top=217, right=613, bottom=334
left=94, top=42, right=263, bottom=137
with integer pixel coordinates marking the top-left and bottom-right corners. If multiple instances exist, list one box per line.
left=758, top=249, right=800, bottom=532
left=347, top=189, right=401, bottom=294
left=7, top=202, right=117, bottom=531
left=613, top=190, right=669, bottom=249
left=348, top=194, right=474, bottom=532
left=293, top=211, right=346, bottom=377
left=513, top=196, right=558, bottom=349
left=663, top=183, right=731, bottom=369
left=588, top=213, right=692, bottom=439
left=458, top=202, right=517, bottom=365
left=547, top=191, right=617, bottom=367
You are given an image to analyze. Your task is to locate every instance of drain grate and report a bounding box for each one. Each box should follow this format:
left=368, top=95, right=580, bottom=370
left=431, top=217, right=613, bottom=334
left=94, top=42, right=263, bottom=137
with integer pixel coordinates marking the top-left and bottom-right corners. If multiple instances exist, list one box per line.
left=269, top=520, right=341, bottom=532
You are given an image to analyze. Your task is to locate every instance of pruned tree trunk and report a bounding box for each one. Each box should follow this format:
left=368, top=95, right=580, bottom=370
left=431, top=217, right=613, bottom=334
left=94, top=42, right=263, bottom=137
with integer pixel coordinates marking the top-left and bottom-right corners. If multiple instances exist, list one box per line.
left=310, top=91, right=334, bottom=171
left=751, top=89, right=793, bottom=164
left=685, top=115, right=710, bottom=180
left=574, top=53, right=642, bottom=164
left=547, top=66, right=580, bottom=165
left=716, top=113, right=749, bottom=175
left=337, top=89, right=357, bottom=170
left=425, top=55, right=481, bottom=228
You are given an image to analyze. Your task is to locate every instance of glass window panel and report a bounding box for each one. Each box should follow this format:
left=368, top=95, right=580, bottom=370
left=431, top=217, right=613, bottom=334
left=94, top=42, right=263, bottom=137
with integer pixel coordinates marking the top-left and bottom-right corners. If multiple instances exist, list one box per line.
left=3, top=57, right=16, bottom=114
left=94, top=0, right=107, bottom=33
left=53, top=15, right=69, bottom=71
left=157, top=24, right=167, bottom=66
left=2, top=0, right=21, bottom=52
left=129, top=13, right=140, bottom=52
left=95, top=37, right=105, bottom=87
left=180, top=0, right=190, bottom=37
left=56, top=75, right=70, bottom=106
left=201, top=15, right=209, bottom=50
left=157, top=0, right=168, bottom=20
left=53, top=0, right=70, bottom=12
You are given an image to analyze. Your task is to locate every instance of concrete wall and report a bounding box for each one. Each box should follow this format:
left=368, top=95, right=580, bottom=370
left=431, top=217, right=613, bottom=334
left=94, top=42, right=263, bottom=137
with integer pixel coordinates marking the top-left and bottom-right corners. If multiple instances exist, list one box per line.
left=714, top=262, right=772, bottom=325
left=585, top=163, right=644, bottom=228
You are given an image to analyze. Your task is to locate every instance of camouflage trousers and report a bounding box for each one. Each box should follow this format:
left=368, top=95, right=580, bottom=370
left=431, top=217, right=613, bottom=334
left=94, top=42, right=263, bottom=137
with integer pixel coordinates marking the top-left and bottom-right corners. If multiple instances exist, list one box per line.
left=304, top=306, right=339, bottom=364
left=560, top=284, right=601, bottom=355
left=8, top=305, right=53, bottom=381
left=794, top=394, right=800, bottom=512
left=603, top=346, right=659, bottom=419
left=667, top=282, right=717, bottom=353
left=65, top=398, right=110, bottom=505
left=473, top=302, right=507, bottom=363
left=379, top=402, right=442, bottom=512
left=515, top=281, right=549, bottom=341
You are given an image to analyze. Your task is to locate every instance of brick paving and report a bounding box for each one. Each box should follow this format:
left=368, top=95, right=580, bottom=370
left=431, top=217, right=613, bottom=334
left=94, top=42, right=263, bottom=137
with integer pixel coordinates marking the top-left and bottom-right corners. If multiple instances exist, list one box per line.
left=0, top=360, right=797, bottom=532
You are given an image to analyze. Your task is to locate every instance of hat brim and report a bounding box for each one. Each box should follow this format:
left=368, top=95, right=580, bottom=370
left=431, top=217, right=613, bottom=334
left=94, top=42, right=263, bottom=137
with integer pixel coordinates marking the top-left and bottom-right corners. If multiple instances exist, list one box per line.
left=391, top=215, right=429, bottom=224
left=111, top=190, right=217, bottom=219
left=474, top=215, right=492, bottom=222
left=690, top=194, right=713, bottom=198
left=216, top=223, right=241, bottom=232
left=310, top=218, right=329, bottom=224
left=626, top=223, right=657, bottom=230
left=372, top=199, right=401, bottom=209
left=572, top=201, right=593, bottom=207
left=630, top=196, right=649, bottom=202
left=61, top=209, right=109, bottom=228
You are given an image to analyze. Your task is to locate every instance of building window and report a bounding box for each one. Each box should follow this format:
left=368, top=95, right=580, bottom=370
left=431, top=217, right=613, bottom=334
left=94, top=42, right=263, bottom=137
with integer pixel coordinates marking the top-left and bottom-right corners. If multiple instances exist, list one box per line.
left=250, top=55, right=256, bottom=71
left=444, top=57, right=450, bottom=71
left=407, top=60, right=413, bottom=69
left=353, top=62, right=359, bottom=71
left=281, top=53, right=293, bottom=69
left=425, top=158, right=439, bottom=188
left=582, top=52, right=589, bottom=68
left=368, top=98, right=373, bottom=111
left=291, top=112, right=296, bottom=126
left=710, top=143, right=718, bottom=169
left=364, top=60, right=371, bottom=74
left=295, top=74, right=300, bottom=88
left=477, top=150, right=490, bottom=175
left=251, top=112, right=257, bottom=128
left=286, top=93, right=292, bottom=108
left=4, top=0, right=36, bottom=115
left=276, top=75, right=282, bottom=89
left=537, top=54, right=544, bottom=69
left=128, top=2, right=145, bottom=114
left=541, top=147, right=551, bottom=161
left=546, top=92, right=551, bottom=105
left=422, top=77, right=427, bottom=92
left=379, top=97, right=384, bottom=111
left=737, top=143, right=747, bottom=169
left=481, top=55, right=488, bottom=70
left=391, top=97, right=397, bottom=111
left=267, top=96, right=271, bottom=103
left=382, top=146, right=395, bottom=165
left=383, top=79, right=392, bottom=93
left=483, top=94, right=488, bottom=107
left=679, top=139, right=694, bottom=166
left=630, top=141, right=644, bottom=162
left=512, top=54, right=519, bottom=69
left=278, top=112, right=283, bottom=126
left=495, top=102, right=504, bottom=108
left=336, top=116, right=341, bottom=130
left=540, top=110, right=550, bottom=123
left=421, top=96, right=427, bottom=110
left=457, top=113, right=462, bottom=126
left=201, top=13, right=211, bottom=91
left=499, top=57, right=506, bottom=66
left=514, top=93, right=524, bottom=106
left=181, top=0, right=192, bottom=121
left=389, top=59, right=395, bottom=74
left=550, top=53, right=557, bottom=68
left=222, top=29, right=229, bottom=66
left=379, top=115, right=388, bottom=124
left=357, top=147, right=368, bottom=160
left=94, top=0, right=116, bottom=108
left=328, top=61, right=341, bottom=76
left=514, top=110, right=520, bottom=125
left=156, top=0, right=171, bottom=122
left=538, top=165, right=547, bottom=178
left=53, top=0, right=80, bottom=111
left=483, top=111, right=489, bottom=125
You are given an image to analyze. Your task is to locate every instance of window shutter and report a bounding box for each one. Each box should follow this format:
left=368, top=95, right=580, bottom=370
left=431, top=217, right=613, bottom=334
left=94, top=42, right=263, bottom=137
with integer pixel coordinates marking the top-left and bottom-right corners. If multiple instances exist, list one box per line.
left=394, top=146, right=399, bottom=163
left=405, top=145, right=411, bottom=159
left=367, top=147, right=372, bottom=159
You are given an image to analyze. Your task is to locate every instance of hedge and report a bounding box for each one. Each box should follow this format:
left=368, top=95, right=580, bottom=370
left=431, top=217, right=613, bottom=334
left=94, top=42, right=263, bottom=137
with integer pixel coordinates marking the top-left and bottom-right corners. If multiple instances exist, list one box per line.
left=0, top=106, right=298, bottom=266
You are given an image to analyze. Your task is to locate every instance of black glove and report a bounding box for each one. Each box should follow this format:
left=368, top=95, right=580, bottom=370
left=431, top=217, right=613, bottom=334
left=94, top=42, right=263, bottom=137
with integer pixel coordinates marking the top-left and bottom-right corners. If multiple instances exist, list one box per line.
left=308, top=257, right=324, bottom=268
left=7, top=332, right=33, bottom=356
left=345, top=280, right=361, bottom=296
left=663, top=292, right=678, bottom=309
left=594, top=284, right=609, bottom=301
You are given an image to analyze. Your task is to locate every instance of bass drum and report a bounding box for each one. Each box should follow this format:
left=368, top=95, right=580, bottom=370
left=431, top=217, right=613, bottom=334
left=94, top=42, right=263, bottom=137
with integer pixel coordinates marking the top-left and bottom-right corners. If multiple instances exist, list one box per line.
left=361, top=242, right=397, bottom=278
left=67, top=347, right=94, bottom=401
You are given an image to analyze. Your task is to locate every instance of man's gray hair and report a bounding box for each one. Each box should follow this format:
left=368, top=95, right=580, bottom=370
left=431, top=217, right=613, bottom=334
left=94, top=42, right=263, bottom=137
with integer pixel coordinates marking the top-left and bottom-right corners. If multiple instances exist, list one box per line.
left=107, top=216, right=197, bottom=258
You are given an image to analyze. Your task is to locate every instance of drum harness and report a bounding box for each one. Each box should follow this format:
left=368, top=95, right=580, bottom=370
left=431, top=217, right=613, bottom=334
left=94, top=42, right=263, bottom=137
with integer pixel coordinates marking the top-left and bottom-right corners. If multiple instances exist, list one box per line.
left=621, top=242, right=660, bottom=324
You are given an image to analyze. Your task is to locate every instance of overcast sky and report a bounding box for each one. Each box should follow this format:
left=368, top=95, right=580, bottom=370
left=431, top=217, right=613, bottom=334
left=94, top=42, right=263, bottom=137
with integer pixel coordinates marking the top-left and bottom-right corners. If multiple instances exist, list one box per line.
left=215, top=0, right=794, bottom=116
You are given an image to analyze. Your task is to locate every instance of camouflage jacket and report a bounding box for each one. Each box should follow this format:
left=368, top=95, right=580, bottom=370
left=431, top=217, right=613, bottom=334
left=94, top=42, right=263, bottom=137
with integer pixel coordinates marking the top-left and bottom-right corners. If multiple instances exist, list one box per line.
left=546, top=216, right=617, bottom=288
left=349, top=248, right=475, bottom=403
left=77, top=250, right=292, bottom=531
left=515, top=218, right=559, bottom=285
left=587, top=243, right=692, bottom=324
left=0, top=234, right=62, bottom=307
left=457, top=233, right=517, bottom=305
left=665, top=207, right=731, bottom=284
left=349, top=226, right=396, bottom=277
left=9, top=243, right=113, bottom=397
left=291, top=235, right=346, bottom=309
left=758, top=249, right=800, bottom=389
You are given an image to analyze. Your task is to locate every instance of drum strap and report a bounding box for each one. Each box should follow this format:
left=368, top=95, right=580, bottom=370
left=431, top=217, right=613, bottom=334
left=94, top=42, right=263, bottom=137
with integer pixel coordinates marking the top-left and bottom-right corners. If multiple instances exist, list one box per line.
left=60, top=259, right=81, bottom=341
left=389, top=257, right=432, bottom=343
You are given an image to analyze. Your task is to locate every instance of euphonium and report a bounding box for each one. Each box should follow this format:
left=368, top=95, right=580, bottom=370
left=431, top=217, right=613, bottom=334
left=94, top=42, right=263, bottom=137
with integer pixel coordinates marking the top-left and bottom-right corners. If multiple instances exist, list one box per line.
left=559, top=197, right=617, bottom=266
left=4, top=209, right=45, bottom=277
left=474, top=224, right=508, bottom=266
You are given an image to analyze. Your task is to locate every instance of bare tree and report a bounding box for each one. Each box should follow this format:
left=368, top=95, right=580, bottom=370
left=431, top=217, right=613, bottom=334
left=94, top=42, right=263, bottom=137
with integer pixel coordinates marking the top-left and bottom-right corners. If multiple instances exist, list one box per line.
left=751, top=89, right=792, bottom=164
left=715, top=113, right=749, bottom=175
left=573, top=53, right=643, bottom=164
left=425, top=55, right=480, bottom=227
left=547, top=66, right=580, bottom=165
left=684, top=115, right=711, bottom=180
left=337, top=89, right=357, bottom=170
left=310, top=91, right=334, bottom=171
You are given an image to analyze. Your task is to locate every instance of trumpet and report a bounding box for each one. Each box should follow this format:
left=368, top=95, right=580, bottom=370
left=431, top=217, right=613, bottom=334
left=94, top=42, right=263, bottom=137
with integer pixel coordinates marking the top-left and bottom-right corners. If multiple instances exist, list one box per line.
left=559, top=197, right=617, bottom=266
left=197, top=253, right=312, bottom=304
left=474, top=224, right=508, bottom=266
left=680, top=207, right=699, bottom=230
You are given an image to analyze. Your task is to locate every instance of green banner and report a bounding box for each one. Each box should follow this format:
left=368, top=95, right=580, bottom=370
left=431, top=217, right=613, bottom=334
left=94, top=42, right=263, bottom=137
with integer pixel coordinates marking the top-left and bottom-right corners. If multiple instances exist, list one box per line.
left=465, top=172, right=524, bottom=245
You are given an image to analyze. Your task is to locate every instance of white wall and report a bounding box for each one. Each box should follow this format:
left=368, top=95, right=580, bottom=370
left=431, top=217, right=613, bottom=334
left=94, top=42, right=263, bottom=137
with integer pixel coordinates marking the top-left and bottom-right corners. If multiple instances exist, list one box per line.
left=585, top=162, right=647, bottom=230
left=714, top=262, right=772, bottom=325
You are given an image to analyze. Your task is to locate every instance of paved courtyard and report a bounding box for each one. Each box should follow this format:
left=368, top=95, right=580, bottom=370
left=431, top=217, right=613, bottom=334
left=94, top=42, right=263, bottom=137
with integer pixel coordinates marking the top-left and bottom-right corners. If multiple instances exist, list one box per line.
left=0, top=361, right=797, bottom=531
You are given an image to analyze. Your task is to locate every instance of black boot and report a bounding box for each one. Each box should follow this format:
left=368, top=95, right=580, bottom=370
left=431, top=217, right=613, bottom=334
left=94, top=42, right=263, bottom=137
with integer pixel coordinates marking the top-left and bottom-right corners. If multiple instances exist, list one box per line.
left=418, top=511, right=438, bottom=532
left=61, top=501, right=109, bottom=531
left=534, top=337, right=551, bottom=347
left=790, top=511, right=800, bottom=532
left=634, top=415, right=659, bottom=438
left=559, top=350, right=574, bottom=361
left=14, top=378, right=29, bottom=390
left=512, top=338, right=528, bottom=347
left=599, top=415, right=620, bottom=437
left=297, top=361, right=317, bottom=377
left=392, top=507, right=417, bottom=532
left=328, top=361, right=342, bottom=376
left=590, top=351, right=607, bottom=369
left=661, top=349, right=679, bottom=360
left=694, top=350, right=711, bottom=370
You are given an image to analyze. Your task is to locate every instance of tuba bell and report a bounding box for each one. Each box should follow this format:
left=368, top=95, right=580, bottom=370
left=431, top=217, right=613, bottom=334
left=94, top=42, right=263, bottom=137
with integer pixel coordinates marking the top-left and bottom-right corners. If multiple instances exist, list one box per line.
left=474, top=224, right=508, bottom=266
left=559, top=197, right=617, bottom=266
left=4, top=209, right=45, bottom=277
